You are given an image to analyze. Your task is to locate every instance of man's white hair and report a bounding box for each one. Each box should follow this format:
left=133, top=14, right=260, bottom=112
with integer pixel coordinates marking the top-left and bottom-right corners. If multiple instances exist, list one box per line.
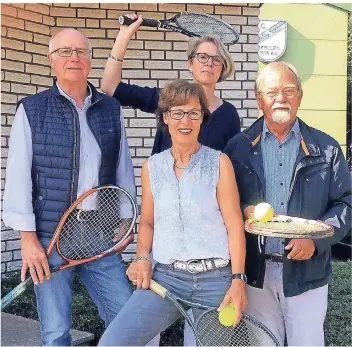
left=48, top=28, right=92, bottom=53
left=255, top=61, right=302, bottom=93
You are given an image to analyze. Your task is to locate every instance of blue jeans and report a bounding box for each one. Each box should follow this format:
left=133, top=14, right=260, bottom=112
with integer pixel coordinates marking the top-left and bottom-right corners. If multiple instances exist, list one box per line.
left=99, top=263, right=232, bottom=346
left=35, top=238, right=133, bottom=346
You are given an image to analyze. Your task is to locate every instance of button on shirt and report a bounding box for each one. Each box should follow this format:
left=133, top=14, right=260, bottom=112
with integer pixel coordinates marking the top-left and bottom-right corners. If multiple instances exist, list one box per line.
left=2, top=83, right=136, bottom=231
left=261, top=120, right=301, bottom=254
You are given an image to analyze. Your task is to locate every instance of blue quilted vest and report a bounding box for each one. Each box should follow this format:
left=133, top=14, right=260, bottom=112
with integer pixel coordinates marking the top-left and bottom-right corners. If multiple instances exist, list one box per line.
left=19, top=81, right=122, bottom=238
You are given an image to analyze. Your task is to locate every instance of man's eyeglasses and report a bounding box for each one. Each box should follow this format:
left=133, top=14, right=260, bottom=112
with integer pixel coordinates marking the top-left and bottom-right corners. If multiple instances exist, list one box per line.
left=260, top=88, right=299, bottom=100
left=168, top=109, right=203, bottom=120
left=192, top=53, right=223, bottom=66
left=50, top=48, right=91, bottom=58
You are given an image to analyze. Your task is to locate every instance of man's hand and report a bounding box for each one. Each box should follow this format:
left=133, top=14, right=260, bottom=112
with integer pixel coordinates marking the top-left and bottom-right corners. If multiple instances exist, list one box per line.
left=20, top=232, right=50, bottom=284
left=243, top=205, right=255, bottom=220
left=285, top=239, right=316, bottom=260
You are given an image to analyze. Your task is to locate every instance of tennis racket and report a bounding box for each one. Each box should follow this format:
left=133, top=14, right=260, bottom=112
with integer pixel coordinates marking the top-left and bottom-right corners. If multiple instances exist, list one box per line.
left=1, top=185, right=137, bottom=309
left=245, top=215, right=334, bottom=239
left=119, top=12, right=240, bottom=45
left=149, top=279, right=280, bottom=346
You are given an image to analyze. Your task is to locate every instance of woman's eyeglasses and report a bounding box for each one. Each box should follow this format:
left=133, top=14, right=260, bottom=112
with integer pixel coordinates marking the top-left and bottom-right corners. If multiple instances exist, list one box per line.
left=168, top=109, right=203, bottom=120
left=192, top=53, right=223, bottom=66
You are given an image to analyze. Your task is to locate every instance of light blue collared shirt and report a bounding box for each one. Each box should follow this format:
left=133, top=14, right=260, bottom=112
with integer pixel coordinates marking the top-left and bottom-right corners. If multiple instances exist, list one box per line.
left=261, top=119, right=301, bottom=254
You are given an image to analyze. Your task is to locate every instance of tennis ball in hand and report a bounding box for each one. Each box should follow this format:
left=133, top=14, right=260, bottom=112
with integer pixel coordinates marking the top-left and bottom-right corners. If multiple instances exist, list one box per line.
left=253, top=203, right=274, bottom=222
left=218, top=304, right=236, bottom=326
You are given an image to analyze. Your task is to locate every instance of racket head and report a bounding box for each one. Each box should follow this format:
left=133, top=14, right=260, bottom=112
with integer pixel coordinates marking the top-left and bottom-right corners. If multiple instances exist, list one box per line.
left=174, top=12, right=240, bottom=45
left=196, top=311, right=280, bottom=346
left=245, top=215, right=334, bottom=239
left=54, top=185, right=137, bottom=261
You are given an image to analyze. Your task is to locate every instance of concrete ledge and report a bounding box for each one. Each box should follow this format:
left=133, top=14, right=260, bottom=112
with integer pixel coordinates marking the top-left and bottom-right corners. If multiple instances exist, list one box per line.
left=1, top=312, right=94, bottom=346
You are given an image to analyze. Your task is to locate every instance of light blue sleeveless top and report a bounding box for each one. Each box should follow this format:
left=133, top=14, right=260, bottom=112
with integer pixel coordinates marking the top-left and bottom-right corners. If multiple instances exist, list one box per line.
left=148, top=145, right=230, bottom=264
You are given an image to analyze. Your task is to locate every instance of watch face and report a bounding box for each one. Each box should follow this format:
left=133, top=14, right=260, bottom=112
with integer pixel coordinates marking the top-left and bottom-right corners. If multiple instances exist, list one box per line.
left=232, top=273, right=247, bottom=283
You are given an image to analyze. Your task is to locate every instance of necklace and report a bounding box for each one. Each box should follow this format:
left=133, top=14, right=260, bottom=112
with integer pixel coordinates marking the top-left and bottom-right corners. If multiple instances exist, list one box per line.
left=173, top=163, right=187, bottom=170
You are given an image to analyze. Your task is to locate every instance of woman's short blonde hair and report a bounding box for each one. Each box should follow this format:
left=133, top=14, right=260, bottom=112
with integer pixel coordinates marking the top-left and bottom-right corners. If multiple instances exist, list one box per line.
left=187, top=35, right=235, bottom=82
left=156, top=80, right=211, bottom=133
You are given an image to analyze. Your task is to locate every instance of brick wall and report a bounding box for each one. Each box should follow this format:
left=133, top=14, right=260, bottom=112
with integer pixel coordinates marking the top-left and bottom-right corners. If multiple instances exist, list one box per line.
left=1, top=3, right=260, bottom=274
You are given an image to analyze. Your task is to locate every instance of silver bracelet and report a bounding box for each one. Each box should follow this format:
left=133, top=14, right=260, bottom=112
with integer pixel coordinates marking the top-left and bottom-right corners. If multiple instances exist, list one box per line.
left=132, top=256, right=151, bottom=262
left=109, top=53, right=123, bottom=63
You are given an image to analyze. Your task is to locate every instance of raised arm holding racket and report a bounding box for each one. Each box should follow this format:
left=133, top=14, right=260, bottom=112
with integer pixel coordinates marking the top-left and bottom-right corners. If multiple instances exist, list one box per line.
left=224, top=61, right=351, bottom=346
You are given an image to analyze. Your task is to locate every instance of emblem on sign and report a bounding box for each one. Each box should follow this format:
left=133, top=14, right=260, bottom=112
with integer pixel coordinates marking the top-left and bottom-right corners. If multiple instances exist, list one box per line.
left=258, top=20, right=287, bottom=62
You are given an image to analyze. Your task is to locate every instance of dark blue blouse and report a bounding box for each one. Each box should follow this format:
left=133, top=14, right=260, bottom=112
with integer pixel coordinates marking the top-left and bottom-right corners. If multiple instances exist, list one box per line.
left=113, top=82, right=241, bottom=154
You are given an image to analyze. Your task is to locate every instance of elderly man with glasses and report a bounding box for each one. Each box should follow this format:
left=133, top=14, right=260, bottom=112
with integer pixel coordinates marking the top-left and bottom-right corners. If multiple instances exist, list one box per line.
left=224, top=61, right=351, bottom=346
left=3, top=28, right=136, bottom=346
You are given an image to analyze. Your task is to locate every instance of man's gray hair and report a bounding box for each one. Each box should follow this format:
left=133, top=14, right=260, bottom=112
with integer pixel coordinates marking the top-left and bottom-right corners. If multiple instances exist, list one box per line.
left=48, top=28, right=92, bottom=53
left=255, top=61, right=302, bottom=93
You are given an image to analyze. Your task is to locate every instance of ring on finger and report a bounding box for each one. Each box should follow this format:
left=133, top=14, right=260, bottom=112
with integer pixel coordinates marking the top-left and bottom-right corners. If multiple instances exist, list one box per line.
left=29, top=266, right=36, bottom=272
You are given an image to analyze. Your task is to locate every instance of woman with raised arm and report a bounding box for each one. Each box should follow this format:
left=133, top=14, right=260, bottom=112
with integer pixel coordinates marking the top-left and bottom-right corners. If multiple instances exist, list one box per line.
left=102, top=14, right=241, bottom=154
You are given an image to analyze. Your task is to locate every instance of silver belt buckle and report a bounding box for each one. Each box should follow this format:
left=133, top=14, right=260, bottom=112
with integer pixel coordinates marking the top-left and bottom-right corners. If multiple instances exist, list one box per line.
left=186, top=259, right=200, bottom=274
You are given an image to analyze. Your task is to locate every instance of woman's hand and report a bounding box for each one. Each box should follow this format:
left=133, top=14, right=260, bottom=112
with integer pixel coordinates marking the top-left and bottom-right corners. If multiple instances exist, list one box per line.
left=217, top=280, right=247, bottom=326
left=126, top=259, right=152, bottom=289
left=118, top=13, right=143, bottom=41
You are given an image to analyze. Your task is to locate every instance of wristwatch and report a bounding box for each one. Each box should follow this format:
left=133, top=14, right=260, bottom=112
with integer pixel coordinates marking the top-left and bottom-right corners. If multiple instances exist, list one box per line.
left=232, top=273, right=247, bottom=283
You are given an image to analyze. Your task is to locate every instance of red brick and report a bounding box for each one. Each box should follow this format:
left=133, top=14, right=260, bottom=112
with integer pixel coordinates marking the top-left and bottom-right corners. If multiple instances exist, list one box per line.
left=158, top=4, right=186, bottom=12
left=90, top=39, right=115, bottom=48
left=1, top=15, right=25, bottom=30
left=1, top=4, right=17, bottom=17
left=50, top=7, right=76, bottom=17
left=186, top=4, right=214, bottom=14
left=7, top=28, right=33, bottom=42
left=242, top=7, right=260, bottom=16
left=26, top=42, right=48, bottom=55
left=6, top=49, right=32, bottom=62
left=26, top=64, right=51, bottom=76
left=56, top=18, right=85, bottom=28
left=1, top=38, right=24, bottom=50
left=25, top=4, right=50, bottom=15
left=43, top=15, right=55, bottom=26
left=100, top=19, right=119, bottom=29
left=5, top=71, right=30, bottom=83
left=86, top=19, right=99, bottom=28
left=100, top=3, right=129, bottom=10
left=17, top=9, right=43, bottom=23
left=129, top=3, right=157, bottom=11
left=11, top=83, right=37, bottom=95
left=31, top=75, right=53, bottom=86
left=33, top=54, right=49, bottom=66
left=215, top=6, right=242, bottom=15
left=70, top=3, right=99, bottom=8
left=25, top=21, right=50, bottom=35
left=1, top=60, right=25, bottom=72
left=78, top=9, right=106, bottom=18
left=34, top=33, right=50, bottom=46
left=107, top=10, right=126, bottom=19
left=79, top=28, right=106, bottom=38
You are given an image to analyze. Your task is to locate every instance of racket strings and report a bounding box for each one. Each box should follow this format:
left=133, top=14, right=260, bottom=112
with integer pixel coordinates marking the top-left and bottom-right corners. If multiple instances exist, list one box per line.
left=58, top=188, right=135, bottom=260
left=176, top=13, right=238, bottom=44
left=197, top=311, right=279, bottom=346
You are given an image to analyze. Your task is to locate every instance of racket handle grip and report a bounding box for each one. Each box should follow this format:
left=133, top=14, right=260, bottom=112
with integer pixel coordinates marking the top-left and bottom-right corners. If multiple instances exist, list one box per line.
left=119, top=15, right=159, bottom=28
left=149, top=279, right=168, bottom=298
left=1, top=276, right=33, bottom=309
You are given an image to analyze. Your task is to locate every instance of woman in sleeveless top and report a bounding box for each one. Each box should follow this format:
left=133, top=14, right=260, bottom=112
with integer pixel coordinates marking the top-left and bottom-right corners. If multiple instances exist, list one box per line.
left=99, top=80, right=246, bottom=346
left=102, top=14, right=241, bottom=154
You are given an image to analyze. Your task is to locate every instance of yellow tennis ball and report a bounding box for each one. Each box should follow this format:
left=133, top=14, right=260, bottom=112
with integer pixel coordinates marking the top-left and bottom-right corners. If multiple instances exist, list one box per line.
left=218, top=305, right=236, bottom=327
left=254, top=203, right=274, bottom=222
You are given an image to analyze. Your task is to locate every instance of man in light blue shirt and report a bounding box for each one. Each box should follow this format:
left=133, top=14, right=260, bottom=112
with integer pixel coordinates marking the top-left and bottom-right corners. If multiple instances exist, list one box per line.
left=3, top=28, right=136, bottom=346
